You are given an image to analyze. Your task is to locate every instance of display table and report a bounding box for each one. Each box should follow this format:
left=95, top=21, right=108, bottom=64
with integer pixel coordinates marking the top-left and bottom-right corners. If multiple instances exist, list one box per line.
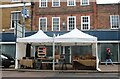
left=19, top=59, right=35, bottom=68
left=35, top=58, right=53, bottom=70
left=73, top=59, right=96, bottom=70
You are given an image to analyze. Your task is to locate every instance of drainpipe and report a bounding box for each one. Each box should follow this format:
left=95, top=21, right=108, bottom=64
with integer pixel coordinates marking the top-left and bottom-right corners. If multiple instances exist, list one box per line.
left=93, top=1, right=97, bottom=29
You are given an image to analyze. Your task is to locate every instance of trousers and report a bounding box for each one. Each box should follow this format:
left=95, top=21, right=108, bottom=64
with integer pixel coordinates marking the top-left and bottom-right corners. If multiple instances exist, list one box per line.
left=105, top=59, right=113, bottom=65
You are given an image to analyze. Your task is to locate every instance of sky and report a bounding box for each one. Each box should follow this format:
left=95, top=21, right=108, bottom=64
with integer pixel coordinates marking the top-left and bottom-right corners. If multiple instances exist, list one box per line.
left=97, top=0, right=120, bottom=4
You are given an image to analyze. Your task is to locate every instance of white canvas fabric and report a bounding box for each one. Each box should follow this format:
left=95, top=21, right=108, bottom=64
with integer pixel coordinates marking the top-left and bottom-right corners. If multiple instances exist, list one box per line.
left=17, top=30, right=53, bottom=43
left=55, top=28, right=97, bottom=43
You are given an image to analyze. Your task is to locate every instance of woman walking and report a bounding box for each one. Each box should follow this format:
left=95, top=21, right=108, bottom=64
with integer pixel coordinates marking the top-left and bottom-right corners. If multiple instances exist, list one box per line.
left=105, top=48, right=114, bottom=66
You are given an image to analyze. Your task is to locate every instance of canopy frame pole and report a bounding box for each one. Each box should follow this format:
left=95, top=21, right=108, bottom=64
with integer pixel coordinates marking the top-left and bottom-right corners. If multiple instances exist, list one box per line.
left=96, top=41, right=100, bottom=71
left=52, top=34, right=55, bottom=71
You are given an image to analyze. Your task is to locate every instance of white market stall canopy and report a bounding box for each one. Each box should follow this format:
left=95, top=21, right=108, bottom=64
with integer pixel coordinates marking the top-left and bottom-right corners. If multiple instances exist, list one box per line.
left=54, top=28, right=99, bottom=71
left=17, top=30, right=53, bottom=43
left=55, top=28, right=97, bottom=44
left=15, top=29, right=100, bottom=71
left=17, top=29, right=97, bottom=44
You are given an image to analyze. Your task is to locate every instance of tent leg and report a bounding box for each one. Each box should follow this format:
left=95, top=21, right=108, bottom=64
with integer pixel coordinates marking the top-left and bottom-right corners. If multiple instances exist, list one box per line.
left=96, top=42, right=101, bottom=71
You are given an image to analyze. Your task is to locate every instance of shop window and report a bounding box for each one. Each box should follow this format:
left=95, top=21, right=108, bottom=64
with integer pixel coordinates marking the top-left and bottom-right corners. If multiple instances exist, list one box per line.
left=100, top=43, right=118, bottom=62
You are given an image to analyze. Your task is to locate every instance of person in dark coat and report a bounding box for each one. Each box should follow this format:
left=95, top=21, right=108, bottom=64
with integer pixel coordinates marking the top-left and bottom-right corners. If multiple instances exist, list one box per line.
left=105, top=48, right=114, bottom=66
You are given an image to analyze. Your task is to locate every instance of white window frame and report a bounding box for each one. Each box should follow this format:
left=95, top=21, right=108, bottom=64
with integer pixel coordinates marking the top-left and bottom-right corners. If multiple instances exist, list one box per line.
left=10, top=11, right=21, bottom=29
left=39, top=0, right=48, bottom=7
left=80, top=0, right=89, bottom=6
left=81, top=16, right=90, bottom=30
left=110, top=15, right=120, bottom=29
left=52, top=17, right=60, bottom=31
left=67, top=16, right=76, bottom=31
left=67, top=0, right=76, bottom=6
left=52, top=0, right=60, bottom=7
left=39, top=17, right=47, bottom=31
left=11, top=0, right=21, bottom=2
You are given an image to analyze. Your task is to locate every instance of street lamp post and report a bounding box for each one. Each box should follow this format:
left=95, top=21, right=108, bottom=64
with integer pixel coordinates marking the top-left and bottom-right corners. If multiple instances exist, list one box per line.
left=31, top=0, right=34, bottom=31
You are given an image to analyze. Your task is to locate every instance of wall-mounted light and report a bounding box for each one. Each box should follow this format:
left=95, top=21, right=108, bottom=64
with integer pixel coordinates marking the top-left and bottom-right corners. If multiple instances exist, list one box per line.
left=62, top=22, right=66, bottom=30
left=62, top=22, right=66, bottom=26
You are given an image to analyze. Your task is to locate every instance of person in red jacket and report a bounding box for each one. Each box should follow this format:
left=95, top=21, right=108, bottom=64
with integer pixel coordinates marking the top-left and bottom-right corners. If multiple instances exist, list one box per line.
left=105, top=48, right=114, bottom=66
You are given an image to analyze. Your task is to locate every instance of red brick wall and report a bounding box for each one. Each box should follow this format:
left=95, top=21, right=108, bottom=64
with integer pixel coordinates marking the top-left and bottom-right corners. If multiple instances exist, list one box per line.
left=32, top=1, right=96, bottom=31
left=97, top=4, right=119, bottom=29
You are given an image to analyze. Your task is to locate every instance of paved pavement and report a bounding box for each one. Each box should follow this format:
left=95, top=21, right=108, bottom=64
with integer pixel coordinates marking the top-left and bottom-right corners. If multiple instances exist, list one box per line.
left=1, top=71, right=119, bottom=77
left=1, top=65, right=120, bottom=79
left=99, top=64, right=120, bottom=72
left=1, top=64, right=120, bottom=73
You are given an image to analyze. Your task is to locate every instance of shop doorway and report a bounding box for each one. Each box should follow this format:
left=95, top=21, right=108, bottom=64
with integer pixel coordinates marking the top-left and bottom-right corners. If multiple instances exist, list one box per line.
left=65, top=46, right=71, bottom=64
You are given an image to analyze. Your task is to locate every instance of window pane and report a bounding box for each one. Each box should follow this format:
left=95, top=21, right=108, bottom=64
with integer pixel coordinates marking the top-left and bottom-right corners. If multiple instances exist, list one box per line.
left=52, top=17, right=60, bottom=31
left=2, top=44, right=16, bottom=58
left=82, top=0, right=89, bottom=5
left=72, top=45, right=92, bottom=56
left=53, top=0, right=60, bottom=7
left=111, top=15, right=119, bottom=29
left=40, top=18, right=47, bottom=31
left=100, top=43, right=118, bottom=62
left=40, top=0, right=47, bottom=7
left=68, top=0, right=75, bottom=6
left=11, top=12, right=20, bottom=28
left=81, top=16, right=90, bottom=30
left=68, top=16, right=76, bottom=31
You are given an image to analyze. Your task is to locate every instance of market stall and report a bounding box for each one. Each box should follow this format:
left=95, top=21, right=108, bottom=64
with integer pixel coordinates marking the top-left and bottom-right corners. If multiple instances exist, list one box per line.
left=15, top=29, right=100, bottom=71
left=54, top=28, right=100, bottom=71
left=15, top=30, right=53, bottom=69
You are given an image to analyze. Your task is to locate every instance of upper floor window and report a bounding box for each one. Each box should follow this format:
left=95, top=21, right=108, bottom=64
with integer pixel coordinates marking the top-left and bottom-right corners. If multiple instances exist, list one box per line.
left=39, top=17, right=47, bottom=31
left=67, top=16, right=76, bottom=31
left=110, top=15, right=119, bottom=29
left=81, top=0, right=89, bottom=6
left=39, top=0, right=47, bottom=7
left=52, top=17, right=60, bottom=31
left=81, top=16, right=90, bottom=30
left=67, top=0, right=76, bottom=6
left=52, top=0, right=60, bottom=7
left=11, top=11, right=21, bottom=29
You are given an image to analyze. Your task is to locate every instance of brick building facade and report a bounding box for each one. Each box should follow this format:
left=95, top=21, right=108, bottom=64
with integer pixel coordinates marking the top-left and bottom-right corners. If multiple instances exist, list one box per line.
left=1, top=0, right=120, bottom=63
left=30, top=0, right=120, bottom=63
left=32, top=0, right=97, bottom=31
left=0, top=1, right=31, bottom=32
left=97, top=4, right=119, bottom=29
left=32, top=0, right=119, bottom=31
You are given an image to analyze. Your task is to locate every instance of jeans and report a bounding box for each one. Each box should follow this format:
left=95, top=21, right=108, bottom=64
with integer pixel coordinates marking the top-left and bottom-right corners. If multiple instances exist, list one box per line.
left=105, top=59, right=113, bottom=65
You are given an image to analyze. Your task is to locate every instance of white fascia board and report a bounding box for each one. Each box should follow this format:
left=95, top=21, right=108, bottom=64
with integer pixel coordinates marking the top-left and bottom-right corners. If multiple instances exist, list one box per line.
left=0, top=42, right=16, bottom=44
left=0, top=3, right=31, bottom=8
left=97, top=0, right=119, bottom=4
left=98, top=41, right=120, bottom=43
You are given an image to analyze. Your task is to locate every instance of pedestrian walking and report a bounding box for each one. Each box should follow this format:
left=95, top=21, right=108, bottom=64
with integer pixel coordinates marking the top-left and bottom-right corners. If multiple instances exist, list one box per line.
left=105, top=48, right=114, bottom=66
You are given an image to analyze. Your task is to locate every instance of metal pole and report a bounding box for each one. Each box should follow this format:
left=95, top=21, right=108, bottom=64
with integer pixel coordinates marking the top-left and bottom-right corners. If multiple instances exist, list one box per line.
left=31, top=0, right=34, bottom=31
left=22, top=2, right=25, bottom=37
left=16, top=15, right=17, bottom=38
left=52, top=34, right=55, bottom=71
left=118, top=43, right=119, bottom=62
